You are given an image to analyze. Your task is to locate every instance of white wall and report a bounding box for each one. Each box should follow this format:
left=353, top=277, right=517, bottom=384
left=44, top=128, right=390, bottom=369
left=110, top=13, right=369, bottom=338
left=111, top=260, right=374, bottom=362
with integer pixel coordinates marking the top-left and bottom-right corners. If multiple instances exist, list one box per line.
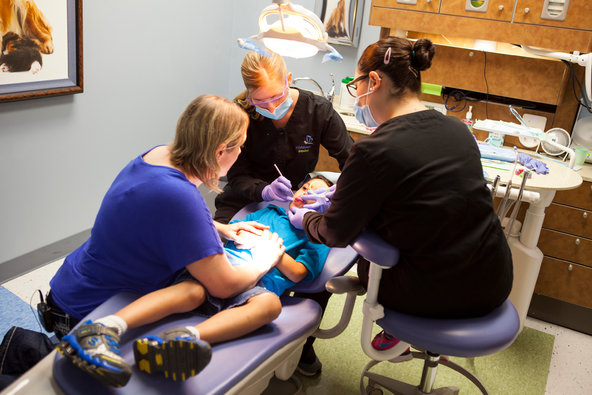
left=0, top=0, right=380, bottom=272
left=0, top=1, right=234, bottom=266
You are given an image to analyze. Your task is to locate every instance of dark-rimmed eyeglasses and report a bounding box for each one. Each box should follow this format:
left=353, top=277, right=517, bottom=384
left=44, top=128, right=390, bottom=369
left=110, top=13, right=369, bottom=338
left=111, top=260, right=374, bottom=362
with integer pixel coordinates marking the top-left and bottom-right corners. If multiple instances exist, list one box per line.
left=345, top=74, right=369, bottom=98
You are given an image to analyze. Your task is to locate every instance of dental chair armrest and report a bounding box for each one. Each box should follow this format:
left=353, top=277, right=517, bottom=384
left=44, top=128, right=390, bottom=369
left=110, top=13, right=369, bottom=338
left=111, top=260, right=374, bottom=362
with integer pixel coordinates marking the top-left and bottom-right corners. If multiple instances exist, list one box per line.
left=314, top=276, right=365, bottom=339
left=325, top=275, right=366, bottom=295
left=352, top=232, right=399, bottom=268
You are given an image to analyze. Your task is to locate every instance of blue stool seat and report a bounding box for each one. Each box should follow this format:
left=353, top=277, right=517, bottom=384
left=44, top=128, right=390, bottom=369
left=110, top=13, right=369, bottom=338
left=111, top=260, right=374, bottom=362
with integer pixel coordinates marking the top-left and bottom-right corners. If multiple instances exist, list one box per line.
left=349, top=231, right=521, bottom=395
left=379, top=299, right=519, bottom=358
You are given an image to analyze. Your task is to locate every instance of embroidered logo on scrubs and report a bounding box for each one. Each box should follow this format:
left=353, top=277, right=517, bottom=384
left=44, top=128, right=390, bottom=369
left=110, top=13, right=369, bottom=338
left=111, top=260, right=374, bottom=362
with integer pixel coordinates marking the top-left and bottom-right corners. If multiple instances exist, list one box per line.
left=295, top=135, right=314, bottom=154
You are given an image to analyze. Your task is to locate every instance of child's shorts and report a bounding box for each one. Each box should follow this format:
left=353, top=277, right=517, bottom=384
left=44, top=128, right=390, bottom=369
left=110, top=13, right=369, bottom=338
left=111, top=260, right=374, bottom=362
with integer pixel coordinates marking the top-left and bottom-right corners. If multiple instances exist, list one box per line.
left=172, top=269, right=271, bottom=317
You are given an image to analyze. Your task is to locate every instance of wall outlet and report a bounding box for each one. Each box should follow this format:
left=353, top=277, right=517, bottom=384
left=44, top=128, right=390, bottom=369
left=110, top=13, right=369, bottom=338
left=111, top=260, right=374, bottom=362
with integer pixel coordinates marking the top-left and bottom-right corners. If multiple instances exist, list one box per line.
left=522, top=113, right=547, bottom=132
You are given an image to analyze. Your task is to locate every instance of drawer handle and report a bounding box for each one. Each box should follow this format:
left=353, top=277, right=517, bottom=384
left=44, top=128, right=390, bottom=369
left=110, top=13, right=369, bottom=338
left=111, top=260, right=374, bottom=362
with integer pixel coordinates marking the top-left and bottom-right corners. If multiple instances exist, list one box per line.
left=524, top=7, right=530, bottom=13
left=568, top=264, right=573, bottom=271
left=498, top=5, right=504, bottom=10
left=575, top=238, right=581, bottom=246
left=584, top=212, right=588, bottom=219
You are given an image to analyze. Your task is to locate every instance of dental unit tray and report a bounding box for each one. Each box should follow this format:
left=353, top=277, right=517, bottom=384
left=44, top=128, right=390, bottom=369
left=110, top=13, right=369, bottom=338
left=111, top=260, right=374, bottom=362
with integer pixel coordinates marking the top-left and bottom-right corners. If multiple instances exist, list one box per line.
left=473, top=119, right=576, bottom=169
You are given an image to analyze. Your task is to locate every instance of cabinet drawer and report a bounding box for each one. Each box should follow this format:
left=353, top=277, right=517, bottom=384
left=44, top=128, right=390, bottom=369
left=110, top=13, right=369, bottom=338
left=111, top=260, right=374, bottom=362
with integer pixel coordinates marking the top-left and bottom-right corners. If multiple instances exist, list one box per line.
left=544, top=203, right=592, bottom=238
left=440, top=0, right=514, bottom=21
left=538, top=229, right=592, bottom=267
left=553, top=181, right=592, bottom=211
left=534, top=256, right=592, bottom=309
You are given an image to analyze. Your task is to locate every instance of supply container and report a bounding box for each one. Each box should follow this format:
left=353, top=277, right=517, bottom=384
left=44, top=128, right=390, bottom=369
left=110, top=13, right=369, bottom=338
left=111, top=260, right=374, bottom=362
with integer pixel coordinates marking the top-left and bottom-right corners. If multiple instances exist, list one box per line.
left=574, top=146, right=590, bottom=166
left=339, top=77, right=355, bottom=112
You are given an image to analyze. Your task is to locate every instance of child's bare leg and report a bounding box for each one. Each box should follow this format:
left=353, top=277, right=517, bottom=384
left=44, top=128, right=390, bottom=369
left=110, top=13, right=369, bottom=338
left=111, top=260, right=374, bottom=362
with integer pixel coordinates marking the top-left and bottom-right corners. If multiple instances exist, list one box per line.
left=116, top=280, right=206, bottom=329
left=196, top=292, right=281, bottom=344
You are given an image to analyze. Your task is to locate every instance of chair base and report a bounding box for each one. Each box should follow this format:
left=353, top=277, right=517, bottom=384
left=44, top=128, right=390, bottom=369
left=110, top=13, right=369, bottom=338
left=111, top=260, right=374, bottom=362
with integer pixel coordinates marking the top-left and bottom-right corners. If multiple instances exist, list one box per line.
left=361, top=351, right=489, bottom=395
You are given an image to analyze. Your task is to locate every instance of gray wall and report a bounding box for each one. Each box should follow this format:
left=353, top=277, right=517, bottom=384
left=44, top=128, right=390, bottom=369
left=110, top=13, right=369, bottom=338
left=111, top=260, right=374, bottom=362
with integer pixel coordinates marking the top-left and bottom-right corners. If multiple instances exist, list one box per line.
left=0, top=0, right=379, bottom=279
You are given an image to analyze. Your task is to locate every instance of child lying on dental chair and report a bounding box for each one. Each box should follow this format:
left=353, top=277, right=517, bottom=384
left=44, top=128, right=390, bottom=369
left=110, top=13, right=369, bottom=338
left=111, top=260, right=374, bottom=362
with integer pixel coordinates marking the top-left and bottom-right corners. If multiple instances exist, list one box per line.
left=58, top=175, right=334, bottom=388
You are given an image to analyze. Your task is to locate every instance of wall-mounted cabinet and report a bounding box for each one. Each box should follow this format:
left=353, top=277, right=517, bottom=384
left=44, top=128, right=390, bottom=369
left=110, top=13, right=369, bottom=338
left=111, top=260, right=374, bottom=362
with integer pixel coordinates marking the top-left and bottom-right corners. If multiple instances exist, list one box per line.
left=370, top=0, right=592, bottom=52
left=513, top=0, right=592, bottom=30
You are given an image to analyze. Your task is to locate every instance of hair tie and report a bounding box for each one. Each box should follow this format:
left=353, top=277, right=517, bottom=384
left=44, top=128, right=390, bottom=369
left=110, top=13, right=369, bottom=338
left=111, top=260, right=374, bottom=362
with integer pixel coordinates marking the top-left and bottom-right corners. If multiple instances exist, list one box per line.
left=412, top=50, right=415, bottom=56
left=384, top=47, right=392, bottom=65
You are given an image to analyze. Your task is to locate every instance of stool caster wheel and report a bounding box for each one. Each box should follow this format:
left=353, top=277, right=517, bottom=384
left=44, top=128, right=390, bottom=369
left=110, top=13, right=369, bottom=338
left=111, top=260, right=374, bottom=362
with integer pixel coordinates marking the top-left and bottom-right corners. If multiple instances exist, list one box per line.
left=365, top=379, right=384, bottom=395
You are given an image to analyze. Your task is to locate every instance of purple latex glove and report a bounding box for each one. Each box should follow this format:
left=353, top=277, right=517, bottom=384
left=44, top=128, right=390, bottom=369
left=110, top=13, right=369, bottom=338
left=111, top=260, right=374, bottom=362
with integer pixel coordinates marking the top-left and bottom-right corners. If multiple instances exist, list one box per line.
left=517, top=153, right=549, bottom=175
left=288, top=206, right=313, bottom=230
left=302, top=185, right=336, bottom=213
left=262, top=176, right=293, bottom=202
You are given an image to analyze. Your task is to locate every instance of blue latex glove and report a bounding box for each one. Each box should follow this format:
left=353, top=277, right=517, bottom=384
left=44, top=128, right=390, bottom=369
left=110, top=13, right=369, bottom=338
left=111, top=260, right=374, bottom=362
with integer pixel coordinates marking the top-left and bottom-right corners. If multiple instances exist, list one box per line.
left=302, top=185, right=337, bottom=213
left=517, top=153, right=549, bottom=175
left=262, top=176, right=293, bottom=202
left=288, top=206, right=313, bottom=230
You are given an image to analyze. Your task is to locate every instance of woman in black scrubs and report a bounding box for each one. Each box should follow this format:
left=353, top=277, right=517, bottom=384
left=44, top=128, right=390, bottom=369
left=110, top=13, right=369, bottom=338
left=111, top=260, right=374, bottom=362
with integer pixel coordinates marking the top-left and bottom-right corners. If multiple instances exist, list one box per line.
left=215, top=50, right=354, bottom=376
left=290, top=37, right=513, bottom=343
left=214, top=50, right=353, bottom=223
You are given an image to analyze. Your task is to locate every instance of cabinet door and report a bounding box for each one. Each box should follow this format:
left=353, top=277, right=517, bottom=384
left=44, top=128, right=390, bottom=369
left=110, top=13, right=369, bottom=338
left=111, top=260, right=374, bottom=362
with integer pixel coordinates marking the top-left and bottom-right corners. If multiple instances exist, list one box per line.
left=535, top=257, right=592, bottom=309
left=374, top=0, right=441, bottom=12
left=538, top=229, right=592, bottom=267
left=544, top=203, right=592, bottom=239
left=440, top=0, right=514, bottom=21
left=514, top=0, right=592, bottom=30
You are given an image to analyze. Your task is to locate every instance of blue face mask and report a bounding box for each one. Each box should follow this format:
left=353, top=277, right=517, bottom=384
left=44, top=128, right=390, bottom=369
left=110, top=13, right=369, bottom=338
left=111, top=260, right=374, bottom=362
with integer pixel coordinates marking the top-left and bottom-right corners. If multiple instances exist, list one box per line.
left=353, top=86, right=378, bottom=128
left=255, top=92, right=294, bottom=120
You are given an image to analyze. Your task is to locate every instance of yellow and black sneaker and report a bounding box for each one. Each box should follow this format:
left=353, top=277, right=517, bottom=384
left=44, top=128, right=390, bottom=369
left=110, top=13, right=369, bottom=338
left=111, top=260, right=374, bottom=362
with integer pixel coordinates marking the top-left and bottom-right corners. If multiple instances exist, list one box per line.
left=133, top=327, right=211, bottom=381
left=56, top=320, right=132, bottom=387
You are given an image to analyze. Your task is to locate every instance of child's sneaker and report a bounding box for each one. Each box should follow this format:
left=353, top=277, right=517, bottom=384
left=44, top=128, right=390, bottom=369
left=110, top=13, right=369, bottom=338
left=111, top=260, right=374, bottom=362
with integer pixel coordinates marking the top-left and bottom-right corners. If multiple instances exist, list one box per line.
left=133, top=327, right=212, bottom=381
left=56, top=320, right=131, bottom=387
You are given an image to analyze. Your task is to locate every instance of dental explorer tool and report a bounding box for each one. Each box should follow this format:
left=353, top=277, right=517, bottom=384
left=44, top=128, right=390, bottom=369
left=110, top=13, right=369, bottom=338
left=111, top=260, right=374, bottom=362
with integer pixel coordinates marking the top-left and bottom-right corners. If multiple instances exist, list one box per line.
left=273, top=163, right=295, bottom=197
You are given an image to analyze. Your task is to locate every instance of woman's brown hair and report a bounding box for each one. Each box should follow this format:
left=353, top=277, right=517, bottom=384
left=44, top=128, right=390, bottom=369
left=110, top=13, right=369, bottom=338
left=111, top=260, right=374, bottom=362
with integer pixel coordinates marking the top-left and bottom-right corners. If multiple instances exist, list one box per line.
left=170, top=95, right=248, bottom=192
left=358, top=37, right=435, bottom=97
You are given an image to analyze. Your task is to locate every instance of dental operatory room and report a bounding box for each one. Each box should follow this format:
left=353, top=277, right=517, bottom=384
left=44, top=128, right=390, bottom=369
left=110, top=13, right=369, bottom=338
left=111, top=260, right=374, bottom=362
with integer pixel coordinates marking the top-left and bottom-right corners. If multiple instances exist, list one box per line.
left=2, top=0, right=592, bottom=394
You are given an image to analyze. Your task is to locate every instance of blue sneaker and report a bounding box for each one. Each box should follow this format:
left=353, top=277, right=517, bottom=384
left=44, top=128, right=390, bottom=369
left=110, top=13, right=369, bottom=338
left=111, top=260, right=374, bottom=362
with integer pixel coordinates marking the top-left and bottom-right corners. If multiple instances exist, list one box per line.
left=133, top=327, right=211, bottom=381
left=56, top=320, right=131, bottom=387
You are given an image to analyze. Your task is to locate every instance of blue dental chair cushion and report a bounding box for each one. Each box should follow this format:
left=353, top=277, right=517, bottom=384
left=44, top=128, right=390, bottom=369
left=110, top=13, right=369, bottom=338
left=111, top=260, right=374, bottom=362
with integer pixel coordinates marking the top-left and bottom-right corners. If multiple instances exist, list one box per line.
left=53, top=200, right=358, bottom=394
left=53, top=293, right=322, bottom=394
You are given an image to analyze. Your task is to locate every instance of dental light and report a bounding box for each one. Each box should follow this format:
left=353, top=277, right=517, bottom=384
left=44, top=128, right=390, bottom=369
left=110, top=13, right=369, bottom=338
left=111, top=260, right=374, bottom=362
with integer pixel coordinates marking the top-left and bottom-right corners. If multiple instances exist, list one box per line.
left=238, top=0, right=342, bottom=63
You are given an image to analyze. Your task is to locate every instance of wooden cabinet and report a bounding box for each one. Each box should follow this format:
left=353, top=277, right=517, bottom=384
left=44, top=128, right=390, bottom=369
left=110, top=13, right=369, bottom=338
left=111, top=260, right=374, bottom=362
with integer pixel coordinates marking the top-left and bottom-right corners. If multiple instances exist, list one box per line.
left=529, top=180, right=592, bottom=332
left=513, top=0, right=592, bottom=30
left=370, top=0, right=592, bottom=52
left=374, top=0, right=441, bottom=12
left=440, top=0, right=515, bottom=21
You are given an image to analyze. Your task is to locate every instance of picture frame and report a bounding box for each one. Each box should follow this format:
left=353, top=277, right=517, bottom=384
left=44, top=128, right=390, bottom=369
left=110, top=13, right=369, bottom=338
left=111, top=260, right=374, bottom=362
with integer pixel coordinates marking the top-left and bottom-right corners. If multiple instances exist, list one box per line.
left=0, top=0, right=83, bottom=103
left=318, top=0, right=364, bottom=48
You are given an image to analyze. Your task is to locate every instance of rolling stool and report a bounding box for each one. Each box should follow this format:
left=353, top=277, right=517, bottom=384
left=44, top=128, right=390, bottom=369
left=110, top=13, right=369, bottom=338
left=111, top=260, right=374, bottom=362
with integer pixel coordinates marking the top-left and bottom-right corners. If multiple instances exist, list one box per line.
left=347, top=232, right=520, bottom=394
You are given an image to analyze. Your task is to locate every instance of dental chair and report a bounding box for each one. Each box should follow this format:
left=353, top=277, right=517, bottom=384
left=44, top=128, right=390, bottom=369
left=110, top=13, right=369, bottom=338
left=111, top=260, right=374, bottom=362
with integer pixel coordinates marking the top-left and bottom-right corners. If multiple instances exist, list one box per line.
left=328, top=231, right=521, bottom=395
left=51, top=201, right=358, bottom=395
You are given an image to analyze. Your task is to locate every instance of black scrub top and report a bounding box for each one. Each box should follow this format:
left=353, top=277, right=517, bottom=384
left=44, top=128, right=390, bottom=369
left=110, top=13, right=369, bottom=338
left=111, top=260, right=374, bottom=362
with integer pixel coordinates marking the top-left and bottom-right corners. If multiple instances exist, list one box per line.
left=214, top=88, right=353, bottom=222
left=303, top=110, right=513, bottom=318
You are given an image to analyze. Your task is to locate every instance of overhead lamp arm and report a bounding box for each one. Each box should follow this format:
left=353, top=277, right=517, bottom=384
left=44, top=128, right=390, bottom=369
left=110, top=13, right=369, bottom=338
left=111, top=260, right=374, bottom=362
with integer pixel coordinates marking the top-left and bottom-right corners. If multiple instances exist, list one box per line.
left=520, top=45, right=591, bottom=109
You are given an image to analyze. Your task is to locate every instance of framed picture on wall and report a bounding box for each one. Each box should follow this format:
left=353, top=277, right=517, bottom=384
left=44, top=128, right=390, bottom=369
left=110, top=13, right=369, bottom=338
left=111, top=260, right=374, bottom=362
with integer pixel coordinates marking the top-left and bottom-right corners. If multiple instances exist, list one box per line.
left=319, top=0, right=364, bottom=48
left=0, top=0, right=83, bottom=103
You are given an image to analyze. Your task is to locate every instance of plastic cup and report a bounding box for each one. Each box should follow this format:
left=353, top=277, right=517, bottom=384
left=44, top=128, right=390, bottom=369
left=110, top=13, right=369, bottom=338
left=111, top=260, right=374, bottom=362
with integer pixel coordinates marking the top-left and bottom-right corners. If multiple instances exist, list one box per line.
left=574, top=146, right=590, bottom=166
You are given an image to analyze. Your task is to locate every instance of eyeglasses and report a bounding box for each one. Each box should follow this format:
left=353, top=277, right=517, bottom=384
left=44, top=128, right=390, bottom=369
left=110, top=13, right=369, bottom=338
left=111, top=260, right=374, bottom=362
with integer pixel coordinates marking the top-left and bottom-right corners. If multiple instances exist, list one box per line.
left=247, top=78, right=289, bottom=107
left=345, top=74, right=369, bottom=98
